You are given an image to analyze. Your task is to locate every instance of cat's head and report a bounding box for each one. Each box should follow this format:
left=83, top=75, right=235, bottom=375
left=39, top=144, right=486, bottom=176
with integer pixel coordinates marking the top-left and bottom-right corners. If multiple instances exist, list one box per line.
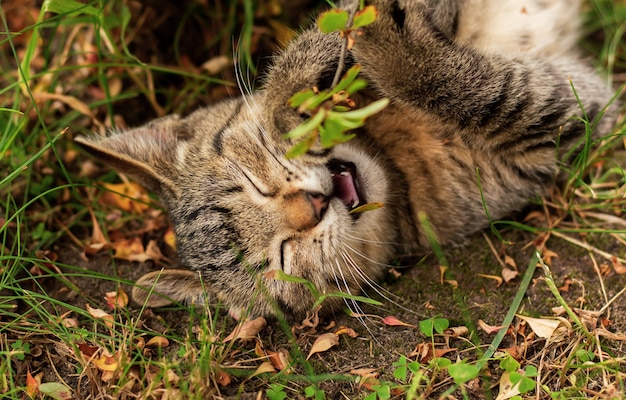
left=76, top=29, right=399, bottom=319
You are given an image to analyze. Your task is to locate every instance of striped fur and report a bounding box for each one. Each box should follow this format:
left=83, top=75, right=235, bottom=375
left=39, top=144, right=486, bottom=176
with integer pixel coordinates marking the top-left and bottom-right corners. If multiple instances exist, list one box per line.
left=76, top=0, right=618, bottom=319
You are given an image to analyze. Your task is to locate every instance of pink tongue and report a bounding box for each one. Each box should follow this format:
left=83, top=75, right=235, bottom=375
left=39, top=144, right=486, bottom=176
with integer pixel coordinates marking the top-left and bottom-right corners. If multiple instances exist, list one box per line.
left=332, top=170, right=360, bottom=209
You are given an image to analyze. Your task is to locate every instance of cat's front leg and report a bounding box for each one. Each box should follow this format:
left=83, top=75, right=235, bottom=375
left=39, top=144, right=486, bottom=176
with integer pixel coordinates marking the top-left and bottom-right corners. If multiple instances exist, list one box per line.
left=352, top=0, right=615, bottom=153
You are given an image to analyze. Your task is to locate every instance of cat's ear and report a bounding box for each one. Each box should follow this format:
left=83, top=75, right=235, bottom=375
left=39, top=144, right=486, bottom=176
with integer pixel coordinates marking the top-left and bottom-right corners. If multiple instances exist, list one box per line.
left=131, top=269, right=207, bottom=308
left=75, top=115, right=183, bottom=198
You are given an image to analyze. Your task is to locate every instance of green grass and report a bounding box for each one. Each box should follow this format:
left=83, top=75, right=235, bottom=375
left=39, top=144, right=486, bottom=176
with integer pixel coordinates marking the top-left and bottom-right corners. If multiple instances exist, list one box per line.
left=1, top=0, right=626, bottom=399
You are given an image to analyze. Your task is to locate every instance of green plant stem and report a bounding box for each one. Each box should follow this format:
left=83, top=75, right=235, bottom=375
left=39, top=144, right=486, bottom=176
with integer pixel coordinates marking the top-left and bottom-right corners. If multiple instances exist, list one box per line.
left=536, top=254, right=591, bottom=336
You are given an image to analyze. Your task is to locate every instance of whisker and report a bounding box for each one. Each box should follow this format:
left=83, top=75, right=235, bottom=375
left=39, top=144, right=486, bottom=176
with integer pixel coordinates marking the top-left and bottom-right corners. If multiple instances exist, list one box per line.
left=333, top=259, right=380, bottom=341
left=341, top=244, right=422, bottom=317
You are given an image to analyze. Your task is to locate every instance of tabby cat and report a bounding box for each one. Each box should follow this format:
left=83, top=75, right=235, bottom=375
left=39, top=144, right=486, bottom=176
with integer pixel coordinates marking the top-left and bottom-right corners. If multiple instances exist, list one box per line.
left=76, top=0, right=618, bottom=319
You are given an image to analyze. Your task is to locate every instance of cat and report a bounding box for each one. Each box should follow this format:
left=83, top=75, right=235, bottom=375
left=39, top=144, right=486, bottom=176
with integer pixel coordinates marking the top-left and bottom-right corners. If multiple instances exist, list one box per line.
left=76, top=0, right=618, bottom=320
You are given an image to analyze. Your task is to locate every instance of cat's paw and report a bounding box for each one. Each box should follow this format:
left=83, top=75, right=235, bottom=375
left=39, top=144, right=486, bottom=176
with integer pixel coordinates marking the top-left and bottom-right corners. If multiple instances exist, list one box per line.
left=357, top=0, right=430, bottom=45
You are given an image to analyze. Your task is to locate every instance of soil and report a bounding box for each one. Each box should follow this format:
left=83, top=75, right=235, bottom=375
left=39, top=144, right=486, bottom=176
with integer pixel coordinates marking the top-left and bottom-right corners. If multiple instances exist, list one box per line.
left=39, top=226, right=626, bottom=399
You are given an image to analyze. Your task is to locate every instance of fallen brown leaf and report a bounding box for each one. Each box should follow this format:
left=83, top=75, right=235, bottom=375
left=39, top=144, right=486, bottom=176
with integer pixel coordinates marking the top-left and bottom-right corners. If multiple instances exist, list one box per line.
left=307, top=332, right=339, bottom=360
left=335, top=326, right=359, bottom=337
left=381, top=316, right=415, bottom=328
left=99, top=182, right=151, bottom=213
left=85, top=304, right=114, bottom=328
left=409, top=342, right=457, bottom=364
left=104, top=289, right=129, bottom=309
left=478, top=319, right=506, bottom=334
left=223, top=317, right=267, bottom=342
left=517, top=315, right=570, bottom=339
left=501, top=268, right=518, bottom=283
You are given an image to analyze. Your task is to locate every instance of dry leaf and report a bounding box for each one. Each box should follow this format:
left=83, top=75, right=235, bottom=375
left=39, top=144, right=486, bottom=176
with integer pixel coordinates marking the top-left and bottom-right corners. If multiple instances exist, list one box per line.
left=445, top=279, right=458, bottom=289
left=381, top=316, right=415, bottom=328
left=268, top=349, right=291, bottom=371
left=517, top=315, right=570, bottom=339
left=307, top=332, right=339, bottom=359
left=496, top=371, right=522, bottom=400
left=93, top=352, right=119, bottom=372
left=611, top=256, right=626, bottom=274
left=85, top=304, right=114, bottom=328
left=25, top=370, right=40, bottom=398
left=504, top=255, right=517, bottom=270
left=77, top=343, right=99, bottom=358
left=501, top=268, right=518, bottom=283
left=409, top=342, right=457, bottom=364
left=250, top=361, right=276, bottom=377
left=216, top=368, right=232, bottom=386
left=478, top=273, right=503, bottom=287
left=104, top=289, right=129, bottom=309
left=558, top=278, right=573, bottom=292
left=541, top=248, right=559, bottom=266
left=100, top=182, right=151, bottom=213
left=444, top=326, right=469, bottom=338
left=596, top=327, right=626, bottom=341
left=62, top=317, right=79, bottom=328
left=439, top=265, right=448, bottom=284
left=478, top=319, right=506, bottom=334
left=350, top=368, right=379, bottom=378
left=201, top=55, right=231, bottom=75
left=164, top=228, right=176, bottom=249
left=33, top=92, right=95, bottom=119
left=223, top=317, right=267, bottom=342
left=145, top=336, right=170, bottom=348
left=85, top=208, right=108, bottom=255
left=335, top=326, right=359, bottom=338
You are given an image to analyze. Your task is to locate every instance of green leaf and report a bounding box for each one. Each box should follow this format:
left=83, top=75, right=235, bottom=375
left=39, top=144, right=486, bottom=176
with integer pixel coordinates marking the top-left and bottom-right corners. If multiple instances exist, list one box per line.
left=319, top=117, right=355, bottom=148
left=285, top=135, right=315, bottom=159
left=318, top=9, right=350, bottom=33
left=289, top=89, right=317, bottom=108
left=333, top=65, right=361, bottom=92
left=314, top=291, right=383, bottom=309
left=392, top=357, right=408, bottom=381
left=376, top=384, right=391, bottom=399
left=283, top=110, right=326, bottom=140
left=43, top=0, right=100, bottom=16
left=393, top=365, right=407, bottom=381
left=519, top=377, right=535, bottom=394
left=430, top=357, right=452, bottom=369
left=266, top=269, right=319, bottom=298
left=363, top=393, right=377, bottom=400
left=39, top=382, right=73, bottom=400
left=408, top=360, right=422, bottom=372
left=304, top=385, right=325, bottom=399
left=336, top=98, right=389, bottom=120
left=419, top=317, right=449, bottom=337
left=349, top=202, right=384, bottom=214
left=419, top=318, right=436, bottom=337
left=500, top=354, right=520, bottom=372
left=433, top=317, right=449, bottom=334
left=447, top=362, right=480, bottom=385
left=352, top=5, right=378, bottom=29
left=509, top=371, right=523, bottom=385
left=346, top=78, right=368, bottom=94
left=525, top=365, right=538, bottom=378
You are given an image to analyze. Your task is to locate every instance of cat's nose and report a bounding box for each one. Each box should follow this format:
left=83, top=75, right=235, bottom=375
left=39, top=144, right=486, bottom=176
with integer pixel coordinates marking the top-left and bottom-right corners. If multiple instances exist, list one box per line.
left=283, top=191, right=330, bottom=231
left=306, top=192, right=330, bottom=221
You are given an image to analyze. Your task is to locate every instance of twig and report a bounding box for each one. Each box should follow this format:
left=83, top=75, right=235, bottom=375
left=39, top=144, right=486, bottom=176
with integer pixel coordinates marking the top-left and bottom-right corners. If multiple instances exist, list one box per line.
left=551, top=230, right=626, bottom=264
left=330, top=7, right=357, bottom=88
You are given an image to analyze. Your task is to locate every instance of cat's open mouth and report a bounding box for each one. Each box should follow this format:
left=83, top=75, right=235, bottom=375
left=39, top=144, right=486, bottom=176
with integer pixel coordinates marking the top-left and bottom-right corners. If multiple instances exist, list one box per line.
left=328, top=159, right=365, bottom=217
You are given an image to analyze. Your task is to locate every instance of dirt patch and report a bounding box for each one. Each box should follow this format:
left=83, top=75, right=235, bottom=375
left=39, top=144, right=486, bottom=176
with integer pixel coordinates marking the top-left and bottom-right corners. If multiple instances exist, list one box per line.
left=29, top=226, right=623, bottom=398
